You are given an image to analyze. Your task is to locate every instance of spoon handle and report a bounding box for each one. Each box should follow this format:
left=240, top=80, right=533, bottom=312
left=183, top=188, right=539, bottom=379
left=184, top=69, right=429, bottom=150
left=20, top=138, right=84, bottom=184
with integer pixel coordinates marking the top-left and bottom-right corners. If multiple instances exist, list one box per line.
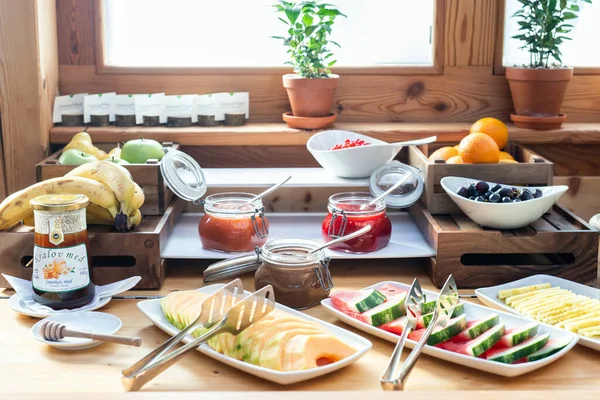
left=387, top=136, right=438, bottom=147
left=236, top=175, right=292, bottom=209
left=62, top=327, right=142, bottom=347
left=360, top=173, right=411, bottom=210
left=310, top=225, right=372, bottom=254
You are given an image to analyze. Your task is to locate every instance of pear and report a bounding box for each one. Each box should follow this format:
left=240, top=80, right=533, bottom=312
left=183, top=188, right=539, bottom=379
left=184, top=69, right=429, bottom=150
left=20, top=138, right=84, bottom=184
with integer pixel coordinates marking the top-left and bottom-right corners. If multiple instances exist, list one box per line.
left=64, top=131, right=108, bottom=160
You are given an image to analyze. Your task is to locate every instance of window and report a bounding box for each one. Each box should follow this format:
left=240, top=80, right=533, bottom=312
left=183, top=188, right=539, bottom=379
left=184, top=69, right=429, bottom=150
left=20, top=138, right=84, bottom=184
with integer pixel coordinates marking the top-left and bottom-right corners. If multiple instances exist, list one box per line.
left=502, top=0, right=600, bottom=67
left=102, top=0, right=436, bottom=68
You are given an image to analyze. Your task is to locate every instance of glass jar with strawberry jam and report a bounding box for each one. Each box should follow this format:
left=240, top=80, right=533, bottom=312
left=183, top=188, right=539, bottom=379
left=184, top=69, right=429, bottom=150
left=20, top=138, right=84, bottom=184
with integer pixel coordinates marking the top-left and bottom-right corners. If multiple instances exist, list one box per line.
left=322, top=192, right=391, bottom=253
left=322, top=161, right=424, bottom=254
left=199, top=193, right=269, bottom=253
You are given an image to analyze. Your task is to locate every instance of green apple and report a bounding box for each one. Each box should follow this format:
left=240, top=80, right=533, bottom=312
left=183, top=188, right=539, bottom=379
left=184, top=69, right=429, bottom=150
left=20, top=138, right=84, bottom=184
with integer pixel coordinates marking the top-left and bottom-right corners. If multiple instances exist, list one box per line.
left=58, top=149, right=98, bottom=165
left=107, top=156, right=130, bottom=165
left=120, top=138, right=165, bottom=164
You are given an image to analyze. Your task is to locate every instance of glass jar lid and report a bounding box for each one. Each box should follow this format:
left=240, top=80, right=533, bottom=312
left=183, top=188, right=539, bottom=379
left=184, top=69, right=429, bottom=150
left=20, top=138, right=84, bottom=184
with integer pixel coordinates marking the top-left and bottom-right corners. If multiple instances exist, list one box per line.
left=369, top=161, right=424, bottom=208
left=160, top=148, right=207, bottom=203
left=30, top=194, right=89, bottom=212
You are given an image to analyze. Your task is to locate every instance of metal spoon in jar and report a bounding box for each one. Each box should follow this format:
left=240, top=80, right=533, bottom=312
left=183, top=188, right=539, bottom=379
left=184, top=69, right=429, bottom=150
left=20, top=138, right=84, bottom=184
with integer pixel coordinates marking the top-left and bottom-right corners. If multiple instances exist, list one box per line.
left=235, top=175, right=292, bottom=209
left=358, top=173, right=412, bottom=211
left=309, top=225, right=372, bottom=254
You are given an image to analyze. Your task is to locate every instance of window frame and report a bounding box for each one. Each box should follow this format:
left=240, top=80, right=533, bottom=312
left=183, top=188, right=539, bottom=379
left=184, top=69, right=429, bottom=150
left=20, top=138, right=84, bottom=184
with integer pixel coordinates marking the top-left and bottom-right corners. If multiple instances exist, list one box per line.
left=93, top=0, right=446, bottom=76
left=493, top=0, right=600, bottom=76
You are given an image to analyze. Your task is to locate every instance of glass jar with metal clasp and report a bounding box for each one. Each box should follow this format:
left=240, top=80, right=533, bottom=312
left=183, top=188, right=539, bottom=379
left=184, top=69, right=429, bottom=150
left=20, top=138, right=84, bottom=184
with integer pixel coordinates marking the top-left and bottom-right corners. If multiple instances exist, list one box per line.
left=159, top=149, right=270, bottom=252
left=203, top=238, right=333, bottom=309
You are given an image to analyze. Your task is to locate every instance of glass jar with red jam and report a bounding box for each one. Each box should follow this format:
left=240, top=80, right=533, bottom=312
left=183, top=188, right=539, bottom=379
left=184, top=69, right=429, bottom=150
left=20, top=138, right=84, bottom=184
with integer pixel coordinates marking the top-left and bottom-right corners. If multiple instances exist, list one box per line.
left=199, top=192, right=269, bottom=253
left=322, top=192, right=392, bottom=253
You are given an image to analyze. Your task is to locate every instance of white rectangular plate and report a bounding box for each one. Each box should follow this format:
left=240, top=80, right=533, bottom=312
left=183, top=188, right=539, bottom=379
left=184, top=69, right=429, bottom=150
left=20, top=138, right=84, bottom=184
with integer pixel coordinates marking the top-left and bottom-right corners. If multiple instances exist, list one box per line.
left=321, top=281, right=578, bottom=377
left=475, top=274, right=600, bottom=351
left=137, top=284, right=372, bottom=385
left=162, top=212, right=435, bottom=260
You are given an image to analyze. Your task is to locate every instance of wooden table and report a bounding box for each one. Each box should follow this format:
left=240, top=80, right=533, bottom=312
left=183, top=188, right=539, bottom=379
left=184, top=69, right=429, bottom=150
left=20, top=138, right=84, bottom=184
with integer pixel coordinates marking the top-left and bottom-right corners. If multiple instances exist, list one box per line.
left=1, top=260, right=599, bottom=398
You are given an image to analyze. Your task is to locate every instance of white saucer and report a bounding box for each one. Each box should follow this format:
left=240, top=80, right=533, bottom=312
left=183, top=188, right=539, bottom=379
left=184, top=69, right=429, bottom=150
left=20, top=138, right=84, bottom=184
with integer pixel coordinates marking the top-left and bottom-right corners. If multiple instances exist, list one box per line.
left=8, top=294, right=112, bottom=319
left=32, top=311, right=122, bottom=351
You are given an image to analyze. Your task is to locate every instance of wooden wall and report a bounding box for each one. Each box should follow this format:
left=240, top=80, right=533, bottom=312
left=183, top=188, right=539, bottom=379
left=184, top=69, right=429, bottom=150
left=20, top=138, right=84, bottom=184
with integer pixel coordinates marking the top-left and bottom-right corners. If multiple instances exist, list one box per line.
left=56, top=0, right=600, bottom=123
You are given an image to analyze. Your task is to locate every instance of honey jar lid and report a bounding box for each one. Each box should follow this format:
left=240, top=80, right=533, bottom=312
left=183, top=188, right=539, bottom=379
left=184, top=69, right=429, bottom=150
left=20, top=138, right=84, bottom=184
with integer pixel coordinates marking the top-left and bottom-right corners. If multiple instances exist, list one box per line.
left=160, top=148, right=208, bottom=203
left=30, top=194, right=89, bottom=211
left=369, top=161, right=424, bottom=208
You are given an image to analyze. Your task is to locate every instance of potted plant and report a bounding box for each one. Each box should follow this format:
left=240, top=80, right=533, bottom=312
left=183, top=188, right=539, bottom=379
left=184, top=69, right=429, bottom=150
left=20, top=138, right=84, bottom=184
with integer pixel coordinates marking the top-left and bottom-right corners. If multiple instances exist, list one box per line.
left=273, top=1, right=345, bottom=128
left=507, top=0, right=591, bottom=130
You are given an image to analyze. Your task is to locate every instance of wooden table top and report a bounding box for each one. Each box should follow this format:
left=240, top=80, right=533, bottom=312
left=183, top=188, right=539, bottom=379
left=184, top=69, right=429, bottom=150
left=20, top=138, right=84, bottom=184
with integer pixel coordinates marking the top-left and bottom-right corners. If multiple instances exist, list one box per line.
left=1, top=260, right=599, bottom=397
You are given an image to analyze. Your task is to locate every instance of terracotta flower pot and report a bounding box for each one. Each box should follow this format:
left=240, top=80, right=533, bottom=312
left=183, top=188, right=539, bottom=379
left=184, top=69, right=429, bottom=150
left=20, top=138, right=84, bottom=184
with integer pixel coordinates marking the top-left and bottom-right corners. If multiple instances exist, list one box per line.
left=506, top=67, right=573, bottom=117
left=282, top=74, right=339, bottom=118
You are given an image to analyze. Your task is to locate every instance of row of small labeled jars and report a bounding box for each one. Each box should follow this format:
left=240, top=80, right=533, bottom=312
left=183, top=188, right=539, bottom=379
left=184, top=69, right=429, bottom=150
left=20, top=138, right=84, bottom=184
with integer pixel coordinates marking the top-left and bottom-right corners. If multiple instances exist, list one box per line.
left=198, top=192, right=391, bottom=254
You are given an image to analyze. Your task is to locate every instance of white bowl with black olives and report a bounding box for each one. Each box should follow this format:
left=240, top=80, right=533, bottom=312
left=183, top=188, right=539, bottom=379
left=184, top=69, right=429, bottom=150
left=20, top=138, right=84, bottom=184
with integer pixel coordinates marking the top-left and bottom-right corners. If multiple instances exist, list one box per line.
left=441, top=176, right=569, bottom=229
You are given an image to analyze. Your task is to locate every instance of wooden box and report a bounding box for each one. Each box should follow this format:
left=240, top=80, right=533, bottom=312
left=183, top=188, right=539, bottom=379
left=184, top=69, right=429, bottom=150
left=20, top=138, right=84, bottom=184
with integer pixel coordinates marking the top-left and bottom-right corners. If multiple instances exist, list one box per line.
left=409, top=142, right=554, bottom=214
left=0, top=198, right=183, bottom=290
left=409, top=202, right=599, bottom=288
left=36, top=142, right=179, bottom=216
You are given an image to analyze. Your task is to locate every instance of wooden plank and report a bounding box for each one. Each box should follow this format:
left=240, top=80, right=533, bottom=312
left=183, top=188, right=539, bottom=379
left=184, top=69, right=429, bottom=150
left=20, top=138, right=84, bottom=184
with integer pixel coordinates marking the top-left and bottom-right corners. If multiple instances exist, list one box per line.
left=181, top=145, right=320, bottom=168
left=56, top=0, right=95, bottom=65
left=0, top=0, right=59, bottom=193
left=0, top=114, right=7, bottom=200
left=444, top=0, right=498, bottom=66
left=554, top=176, right=600, bottom=222
left=525, top=144, right=600, bottom=176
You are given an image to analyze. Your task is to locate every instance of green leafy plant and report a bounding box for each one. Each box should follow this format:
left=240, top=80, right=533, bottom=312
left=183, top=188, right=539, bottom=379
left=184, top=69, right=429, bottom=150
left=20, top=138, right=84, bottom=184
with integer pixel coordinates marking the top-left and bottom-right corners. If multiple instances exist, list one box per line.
left=272, top=1, right=346, bottom=78
left=512, top=0, right=592, bottom=68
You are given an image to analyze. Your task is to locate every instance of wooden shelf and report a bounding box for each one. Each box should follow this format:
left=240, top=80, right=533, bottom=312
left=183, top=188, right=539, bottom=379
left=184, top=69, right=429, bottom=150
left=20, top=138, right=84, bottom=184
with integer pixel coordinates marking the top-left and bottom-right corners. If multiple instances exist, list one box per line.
left=50, top=122, right=600, bottom=146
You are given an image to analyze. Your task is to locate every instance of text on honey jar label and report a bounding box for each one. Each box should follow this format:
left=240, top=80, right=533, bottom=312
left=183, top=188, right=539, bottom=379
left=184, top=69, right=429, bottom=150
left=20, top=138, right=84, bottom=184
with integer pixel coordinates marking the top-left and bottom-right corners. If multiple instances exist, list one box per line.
left=32, top=244, right=90, bottom=292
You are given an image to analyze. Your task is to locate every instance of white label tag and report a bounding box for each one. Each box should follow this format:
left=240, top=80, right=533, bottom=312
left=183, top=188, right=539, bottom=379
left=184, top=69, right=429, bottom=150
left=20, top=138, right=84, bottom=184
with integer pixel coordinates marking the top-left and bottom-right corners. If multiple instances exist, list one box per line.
left=110, top=94, right=136, bottom=121
left=160, top=95, right=196, bottom=123
left=135, top=93, right=165, bottom=125
left=52, top=93, right=88, bottom=123
left=83, top=93, right=116, bottom=123
left=214, top=92, right=249, bottom=121
left=32, top=244, right=90, bottom=293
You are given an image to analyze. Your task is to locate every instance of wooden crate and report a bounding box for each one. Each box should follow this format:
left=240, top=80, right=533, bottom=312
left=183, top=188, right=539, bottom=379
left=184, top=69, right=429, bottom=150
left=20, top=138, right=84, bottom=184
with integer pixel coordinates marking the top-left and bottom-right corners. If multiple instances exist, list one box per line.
left=36, top=142, right=179, bottom=216
left=409, top=202, right=599, bottom=288
left=0, top=198, right=183, bottom=290
left=409, top=142, right=554, bottom=214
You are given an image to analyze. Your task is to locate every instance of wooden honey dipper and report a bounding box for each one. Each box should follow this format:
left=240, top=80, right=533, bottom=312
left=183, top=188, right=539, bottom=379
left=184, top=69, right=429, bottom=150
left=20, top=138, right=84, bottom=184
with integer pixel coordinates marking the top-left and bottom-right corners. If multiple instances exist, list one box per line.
left=39, top=320, right=142, bottom=347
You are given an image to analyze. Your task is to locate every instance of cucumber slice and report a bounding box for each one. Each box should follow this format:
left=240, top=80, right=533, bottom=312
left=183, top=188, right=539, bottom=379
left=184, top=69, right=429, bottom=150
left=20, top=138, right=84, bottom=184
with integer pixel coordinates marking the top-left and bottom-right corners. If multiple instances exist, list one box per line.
left=427, top=314, right=468, bottom=345
left=497, top=322, right=539, bottom=347
left=526, top=337, right=573, bottom=362
left=463, top=324, right=505, bottom=356
left=487, top=333, right=550, bottom=364
left=362, top=293, right=406, bottom=327
left=454, top=314, right=500, bottom=341
left=344, top=289, right=386, bottom=313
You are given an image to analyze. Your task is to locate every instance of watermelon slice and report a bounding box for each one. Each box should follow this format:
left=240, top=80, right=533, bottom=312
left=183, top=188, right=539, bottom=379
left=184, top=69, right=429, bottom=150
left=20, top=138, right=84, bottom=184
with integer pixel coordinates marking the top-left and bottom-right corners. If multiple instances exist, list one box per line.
left=341, top=289, right=387, bottom=313
left=494, top=322, right=539, bottom=348
left=330, top=290, right=367, bottom=320
left=416, top=303, right=466, bottom=329
left=525, top=337, right=573, bottom=362
left=362, top=293, right=407, bottom=326
left=427, top=315, right=468, bottom=345
left=438, top=324, right=505, bottom=357
left=380, top=316, right=408, bottom=335
left=485, top=333, right=550, bottom=363
left=378, top=284, right=407, bottom=299
left=450, top=314, right=499, bottom=342
left=408, top=328, right=426, bottom=342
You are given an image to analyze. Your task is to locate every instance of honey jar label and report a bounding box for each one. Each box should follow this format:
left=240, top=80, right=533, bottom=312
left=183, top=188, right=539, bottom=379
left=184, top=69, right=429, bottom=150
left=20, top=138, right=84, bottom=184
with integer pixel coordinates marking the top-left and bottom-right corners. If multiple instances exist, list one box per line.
left=32, top=244, right=90, bottom=293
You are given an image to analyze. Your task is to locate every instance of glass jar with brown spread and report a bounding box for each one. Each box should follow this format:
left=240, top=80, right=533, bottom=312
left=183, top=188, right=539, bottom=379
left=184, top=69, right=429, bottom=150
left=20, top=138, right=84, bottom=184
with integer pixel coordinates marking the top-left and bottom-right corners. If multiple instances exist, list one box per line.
left=254, top=239, right=333, bottom=309
left=31, top=194, right=95, bottom=310
left=198, top=193, right=269, bottom=253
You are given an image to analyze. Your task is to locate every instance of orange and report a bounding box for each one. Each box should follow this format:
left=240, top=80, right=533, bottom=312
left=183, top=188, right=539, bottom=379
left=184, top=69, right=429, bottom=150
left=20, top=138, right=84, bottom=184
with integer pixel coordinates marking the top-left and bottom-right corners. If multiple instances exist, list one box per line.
left=429, top=146, right=459, bottom=161
left=453, top=144, right=460, bottom=150
left=470, top=117, right=509, bottom=150
left=446, top=155, right=464, bottom=164
left=499, top=159, right=518, bottom=164
left=458, top=133, right=500, bottom=163
left=499, top=151, right=514, bottom=161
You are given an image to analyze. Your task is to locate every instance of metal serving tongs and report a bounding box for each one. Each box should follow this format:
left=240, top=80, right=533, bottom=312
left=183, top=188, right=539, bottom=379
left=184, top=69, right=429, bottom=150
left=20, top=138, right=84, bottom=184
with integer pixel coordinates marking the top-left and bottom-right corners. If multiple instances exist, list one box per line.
left=121, top=280, right=276, bottom=391
left=380, top=275, right=459, bottom=391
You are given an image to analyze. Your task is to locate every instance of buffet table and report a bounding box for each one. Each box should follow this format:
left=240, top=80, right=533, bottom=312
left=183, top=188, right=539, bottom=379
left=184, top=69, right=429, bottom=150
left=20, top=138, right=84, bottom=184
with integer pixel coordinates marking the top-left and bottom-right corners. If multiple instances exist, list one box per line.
left=1, top=260, right=599, bottom=397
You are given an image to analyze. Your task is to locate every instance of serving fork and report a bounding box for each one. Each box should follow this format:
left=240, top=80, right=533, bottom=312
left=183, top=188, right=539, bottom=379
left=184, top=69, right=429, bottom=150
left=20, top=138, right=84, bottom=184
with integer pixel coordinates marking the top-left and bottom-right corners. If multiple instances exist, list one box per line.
left=380, top=274, right=459, bottom=391
left=121, top=280, right=275, bottom=391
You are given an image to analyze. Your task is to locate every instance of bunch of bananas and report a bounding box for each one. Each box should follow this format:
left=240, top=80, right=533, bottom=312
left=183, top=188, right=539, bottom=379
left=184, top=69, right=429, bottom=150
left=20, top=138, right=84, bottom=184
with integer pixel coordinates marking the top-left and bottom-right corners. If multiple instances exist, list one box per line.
left=0, top=161, right=144, bottom=232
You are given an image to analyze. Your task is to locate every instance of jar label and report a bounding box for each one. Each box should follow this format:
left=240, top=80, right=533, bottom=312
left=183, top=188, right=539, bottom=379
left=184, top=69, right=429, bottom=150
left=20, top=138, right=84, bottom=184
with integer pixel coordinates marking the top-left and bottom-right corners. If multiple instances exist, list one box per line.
left=32, top=244, right=90, bottom=293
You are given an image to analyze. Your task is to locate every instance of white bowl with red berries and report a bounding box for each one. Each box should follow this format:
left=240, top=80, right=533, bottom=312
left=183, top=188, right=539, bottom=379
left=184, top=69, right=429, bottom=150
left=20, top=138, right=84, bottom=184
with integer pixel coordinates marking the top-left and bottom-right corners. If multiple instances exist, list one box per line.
left=306, top=130, right=401, bottom=178
left=441, top=176, right=569, bottom=229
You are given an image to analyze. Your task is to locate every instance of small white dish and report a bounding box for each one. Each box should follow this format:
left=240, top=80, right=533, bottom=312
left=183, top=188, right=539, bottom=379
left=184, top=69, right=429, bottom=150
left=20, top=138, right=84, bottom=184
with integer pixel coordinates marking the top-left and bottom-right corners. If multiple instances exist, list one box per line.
left=475, top=275, right=600, bottom=352
left=440, top=176, right=568, bottom=229
left=138, top=284, right=372, bottom=385
left=31, top=311, right=122, bottom=351
left=8, top=293, right=112, bottom=319
left=321, top=281, right=578, bottom=377
left=307, top=130, right=400, bottom=178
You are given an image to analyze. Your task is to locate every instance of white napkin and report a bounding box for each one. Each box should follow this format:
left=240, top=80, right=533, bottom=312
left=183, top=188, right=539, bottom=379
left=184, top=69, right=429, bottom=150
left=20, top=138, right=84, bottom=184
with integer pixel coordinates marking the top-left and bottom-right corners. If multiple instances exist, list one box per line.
left=2, top=274, right=141, bottom=313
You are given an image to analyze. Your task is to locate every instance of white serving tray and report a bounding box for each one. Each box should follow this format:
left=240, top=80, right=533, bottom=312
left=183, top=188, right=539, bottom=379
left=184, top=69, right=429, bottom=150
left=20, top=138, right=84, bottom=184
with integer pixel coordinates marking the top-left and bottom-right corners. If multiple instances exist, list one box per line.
left=161, top=212, right=435, bottom=259
left=321, top=280, right=578, bottom=377
left=137, top=284, right=372, bottom=385
left=475, top=274, right=600, bottom=351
